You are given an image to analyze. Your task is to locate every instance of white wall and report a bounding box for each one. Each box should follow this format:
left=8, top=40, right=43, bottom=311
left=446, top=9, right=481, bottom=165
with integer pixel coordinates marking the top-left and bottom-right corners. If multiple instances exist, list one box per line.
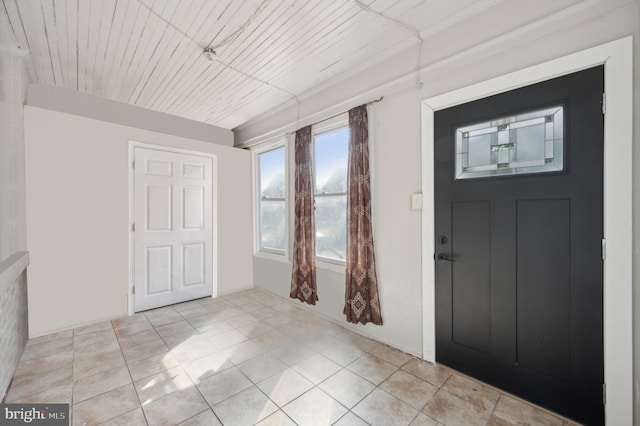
left=251, top=84, right=425, bottom=356
left=236, top=0, right=640, bottom=408
left=24, top=106, right=253, bottom=337
left=252, top=93, right=424, bottom=356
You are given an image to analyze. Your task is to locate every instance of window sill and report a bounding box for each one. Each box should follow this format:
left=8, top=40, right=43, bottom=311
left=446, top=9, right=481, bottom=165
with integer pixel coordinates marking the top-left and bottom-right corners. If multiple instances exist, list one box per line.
left=316, top=259, right=345, bottom=274
left=253, top=252, right=345, bottom=274
left=254, top=250, right=290, bottom=264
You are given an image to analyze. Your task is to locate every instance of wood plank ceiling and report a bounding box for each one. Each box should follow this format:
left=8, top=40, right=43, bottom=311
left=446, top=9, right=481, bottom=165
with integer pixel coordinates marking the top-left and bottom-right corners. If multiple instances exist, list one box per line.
left=3, top=0, right=497, bottom=129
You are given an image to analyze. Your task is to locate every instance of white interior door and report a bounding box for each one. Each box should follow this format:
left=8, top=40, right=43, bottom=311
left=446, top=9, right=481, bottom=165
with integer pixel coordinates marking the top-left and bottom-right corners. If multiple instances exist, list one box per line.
left=134, top=147, right=214, bottom=312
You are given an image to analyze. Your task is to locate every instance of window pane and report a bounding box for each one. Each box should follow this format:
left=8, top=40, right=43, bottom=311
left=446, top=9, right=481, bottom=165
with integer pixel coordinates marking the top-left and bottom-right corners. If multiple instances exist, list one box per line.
left=315, top=195, right=347, bottom=261
left=260, top=148, right=285, bottom=199
left=258, top=147, right=286, bottom=252
left=260, top=200, right=285, bottom=251
left=315, top=128, right=348, bottom=194
left=313, top=125, right=348, bottom=262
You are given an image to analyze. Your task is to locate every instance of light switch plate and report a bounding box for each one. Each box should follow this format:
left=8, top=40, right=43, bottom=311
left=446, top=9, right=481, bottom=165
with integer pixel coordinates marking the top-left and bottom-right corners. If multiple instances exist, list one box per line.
left=411, top=193, right=423, bottom=210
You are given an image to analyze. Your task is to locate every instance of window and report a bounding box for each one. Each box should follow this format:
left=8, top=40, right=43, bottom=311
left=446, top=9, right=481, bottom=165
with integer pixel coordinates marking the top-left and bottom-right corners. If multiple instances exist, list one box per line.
left=254, top=119, right=350, bottom=264
left=313, top=125, right=349, bottom=263
left=256, top=145, right=287, bottom=254
left=455, top=105, right=564, bottom=180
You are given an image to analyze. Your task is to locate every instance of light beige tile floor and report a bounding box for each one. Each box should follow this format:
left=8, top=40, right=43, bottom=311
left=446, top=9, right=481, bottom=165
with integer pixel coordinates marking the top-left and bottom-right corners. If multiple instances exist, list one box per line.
left=5, top=289, right=579, bottom=426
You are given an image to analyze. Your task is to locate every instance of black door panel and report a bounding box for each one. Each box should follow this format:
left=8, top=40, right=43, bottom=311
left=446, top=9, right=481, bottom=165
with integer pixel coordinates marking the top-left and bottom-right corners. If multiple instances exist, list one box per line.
left=434, top=66, right=604, bottom=425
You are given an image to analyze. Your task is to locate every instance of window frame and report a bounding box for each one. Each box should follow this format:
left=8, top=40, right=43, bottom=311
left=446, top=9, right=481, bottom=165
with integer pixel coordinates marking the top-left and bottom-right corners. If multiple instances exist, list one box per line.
left=253, top=140, right=289, bottom=260
left=311, top=114, right=349, bottom=268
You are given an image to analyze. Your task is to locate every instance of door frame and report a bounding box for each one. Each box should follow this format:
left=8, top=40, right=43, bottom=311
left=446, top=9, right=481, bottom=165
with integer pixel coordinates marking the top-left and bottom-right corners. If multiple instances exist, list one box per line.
left=421, top=36, right=632, bottom=424
left=128, top=141, right=218, bottom=314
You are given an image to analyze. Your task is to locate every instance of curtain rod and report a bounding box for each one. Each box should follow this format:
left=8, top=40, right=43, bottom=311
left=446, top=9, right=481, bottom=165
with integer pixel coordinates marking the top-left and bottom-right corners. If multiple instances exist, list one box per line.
left=285, top=96, right=385, bottom=136
left=243, top=96, right=384, bottom=150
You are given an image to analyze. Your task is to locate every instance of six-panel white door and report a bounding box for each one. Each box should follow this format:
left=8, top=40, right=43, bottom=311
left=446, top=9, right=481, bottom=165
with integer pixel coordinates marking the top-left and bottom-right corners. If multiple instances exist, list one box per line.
left=134, top=147, right=213, bottom=312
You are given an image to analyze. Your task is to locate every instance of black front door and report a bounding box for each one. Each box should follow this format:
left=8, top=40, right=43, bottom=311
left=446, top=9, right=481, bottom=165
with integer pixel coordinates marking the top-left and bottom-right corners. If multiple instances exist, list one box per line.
left=434, top=66, right=604, bottom=425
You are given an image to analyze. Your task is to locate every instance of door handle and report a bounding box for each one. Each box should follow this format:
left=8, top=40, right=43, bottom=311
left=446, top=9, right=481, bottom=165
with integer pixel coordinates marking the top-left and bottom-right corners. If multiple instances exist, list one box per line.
left=437, top=254, right=456, bottom=263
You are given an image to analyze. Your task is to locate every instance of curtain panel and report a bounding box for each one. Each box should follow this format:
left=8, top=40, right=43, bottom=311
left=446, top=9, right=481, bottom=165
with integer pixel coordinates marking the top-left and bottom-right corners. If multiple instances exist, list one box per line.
left=344, top=105, right=382, bottom=325
left=290, top=125, right=318, bottom=304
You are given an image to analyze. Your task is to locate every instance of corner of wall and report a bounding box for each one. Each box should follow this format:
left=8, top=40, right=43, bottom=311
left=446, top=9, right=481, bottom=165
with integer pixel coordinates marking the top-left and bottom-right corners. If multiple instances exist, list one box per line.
left=0, top=254, right=30, bottom=401
left=0, top=24, right=31, bottom=399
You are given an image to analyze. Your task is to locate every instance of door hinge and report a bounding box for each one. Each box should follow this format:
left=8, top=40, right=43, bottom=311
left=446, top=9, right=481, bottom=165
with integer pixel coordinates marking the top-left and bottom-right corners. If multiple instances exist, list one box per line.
left=601, top=238, right=606, bottom=260
left=132, top=223, right=135, bottom=232
left=132, top=160, right=135, bottom=169
left=602, top=92, right=606, bottom=115
left=603, top=383, right=606, bottom=405
left=132, top=286, right=135, bottom=295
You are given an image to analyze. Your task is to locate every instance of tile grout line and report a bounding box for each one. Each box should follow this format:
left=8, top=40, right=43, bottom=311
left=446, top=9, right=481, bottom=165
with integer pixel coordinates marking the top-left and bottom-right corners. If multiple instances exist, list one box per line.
left=136, top=307, right=205, bottom=425
left=72, top=322, right=131, bottom=424
left=115, top=317, right=151, bottom=426
left=486, top=393, right=503, bottom=426
left=70, top=332, right=75, bottom=426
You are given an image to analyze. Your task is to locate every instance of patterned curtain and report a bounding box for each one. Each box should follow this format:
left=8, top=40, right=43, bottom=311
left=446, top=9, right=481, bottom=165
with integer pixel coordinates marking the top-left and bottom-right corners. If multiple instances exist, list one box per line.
left=290, top=125, right=318, bottom=304
left=344, top=105, right=382, bottom=325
